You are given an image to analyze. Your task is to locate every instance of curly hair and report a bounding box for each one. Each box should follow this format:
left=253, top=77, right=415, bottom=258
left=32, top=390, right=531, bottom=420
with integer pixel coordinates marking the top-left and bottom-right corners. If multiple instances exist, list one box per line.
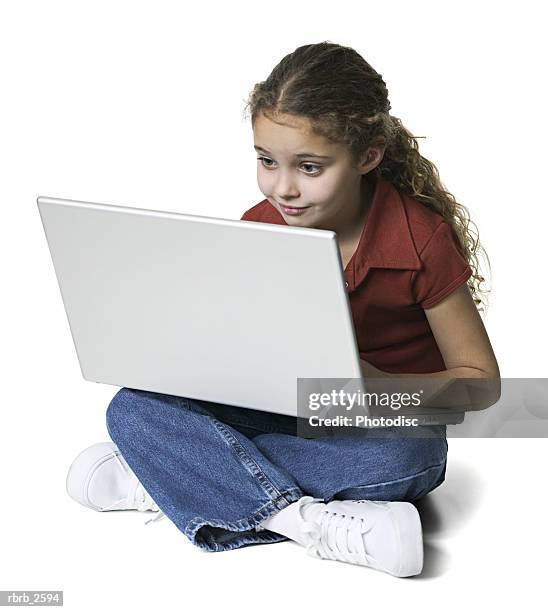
left=243, top=41, right=490, bottom=313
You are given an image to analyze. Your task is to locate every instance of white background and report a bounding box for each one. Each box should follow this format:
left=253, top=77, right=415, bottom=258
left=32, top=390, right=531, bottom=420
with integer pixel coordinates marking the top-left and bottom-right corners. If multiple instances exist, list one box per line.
left=1, top=0, right=547, bottom=609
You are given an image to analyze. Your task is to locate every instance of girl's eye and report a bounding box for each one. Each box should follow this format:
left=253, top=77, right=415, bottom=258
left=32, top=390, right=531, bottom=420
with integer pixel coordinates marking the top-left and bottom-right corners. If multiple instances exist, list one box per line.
left=257, top=156, right=275, bottom=168
left=301, top=163, right=322, bottom=175
left=256, top=157, right=322, bottom=175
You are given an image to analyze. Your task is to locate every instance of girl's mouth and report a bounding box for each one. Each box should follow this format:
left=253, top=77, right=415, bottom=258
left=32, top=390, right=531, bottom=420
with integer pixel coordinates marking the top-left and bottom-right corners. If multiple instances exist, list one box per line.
left=279, top=204, right=310, bottom=216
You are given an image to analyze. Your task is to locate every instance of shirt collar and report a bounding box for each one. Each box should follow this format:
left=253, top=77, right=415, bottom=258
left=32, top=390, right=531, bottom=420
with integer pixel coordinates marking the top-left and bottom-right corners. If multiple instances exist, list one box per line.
left=350, top=170, right=422, bottom=290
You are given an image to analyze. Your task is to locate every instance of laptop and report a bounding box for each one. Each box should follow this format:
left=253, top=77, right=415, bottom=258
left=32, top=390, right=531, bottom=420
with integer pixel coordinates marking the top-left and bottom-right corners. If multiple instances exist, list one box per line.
left=37, top=196, right=367, bottom=418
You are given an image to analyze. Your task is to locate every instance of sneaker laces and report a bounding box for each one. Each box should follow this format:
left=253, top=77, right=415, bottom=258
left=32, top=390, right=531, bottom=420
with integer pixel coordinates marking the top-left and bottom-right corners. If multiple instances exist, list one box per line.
left=100, top=451, right=166, bottom=525
left=298, top=499, right=377, bottom=566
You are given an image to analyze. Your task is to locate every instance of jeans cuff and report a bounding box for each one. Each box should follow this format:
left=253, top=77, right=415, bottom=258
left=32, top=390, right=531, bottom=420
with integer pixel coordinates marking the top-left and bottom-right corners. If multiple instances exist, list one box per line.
left=184, top=487, right=304, bottom=552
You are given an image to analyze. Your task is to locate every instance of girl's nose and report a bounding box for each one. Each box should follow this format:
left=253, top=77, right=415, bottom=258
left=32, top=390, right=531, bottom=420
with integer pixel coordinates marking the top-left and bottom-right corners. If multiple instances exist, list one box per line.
left=274, top=172, right=300, bottom=200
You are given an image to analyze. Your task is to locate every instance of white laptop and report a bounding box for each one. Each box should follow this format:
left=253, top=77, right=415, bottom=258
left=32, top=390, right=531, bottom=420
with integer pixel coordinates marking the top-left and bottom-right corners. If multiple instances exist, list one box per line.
left=37, top=196, right=367, bottom=418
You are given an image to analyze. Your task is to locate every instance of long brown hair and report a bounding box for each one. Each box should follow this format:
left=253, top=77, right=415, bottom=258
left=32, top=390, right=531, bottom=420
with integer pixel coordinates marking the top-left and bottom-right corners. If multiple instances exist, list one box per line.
left=243, top=41, right=490, bottom=313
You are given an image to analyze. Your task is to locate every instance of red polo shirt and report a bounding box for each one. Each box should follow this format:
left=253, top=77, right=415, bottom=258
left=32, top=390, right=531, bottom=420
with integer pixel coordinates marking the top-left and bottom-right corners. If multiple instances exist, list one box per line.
left=240, top=172, right=473, bottom=374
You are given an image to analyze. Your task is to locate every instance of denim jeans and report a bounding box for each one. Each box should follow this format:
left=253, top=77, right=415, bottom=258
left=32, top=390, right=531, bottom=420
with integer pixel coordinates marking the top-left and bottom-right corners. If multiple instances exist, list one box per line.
left=105, top=387, right=448, bottom=552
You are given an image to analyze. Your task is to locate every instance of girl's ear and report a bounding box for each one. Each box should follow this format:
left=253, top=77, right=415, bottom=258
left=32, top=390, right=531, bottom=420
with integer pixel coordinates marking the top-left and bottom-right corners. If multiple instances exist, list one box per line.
left=358, top=141, right=386, bottom=175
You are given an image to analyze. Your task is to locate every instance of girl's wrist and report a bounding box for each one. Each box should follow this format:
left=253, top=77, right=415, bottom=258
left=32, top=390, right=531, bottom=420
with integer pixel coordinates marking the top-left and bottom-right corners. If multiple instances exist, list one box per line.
left=359, top=359, right=396, bottom=379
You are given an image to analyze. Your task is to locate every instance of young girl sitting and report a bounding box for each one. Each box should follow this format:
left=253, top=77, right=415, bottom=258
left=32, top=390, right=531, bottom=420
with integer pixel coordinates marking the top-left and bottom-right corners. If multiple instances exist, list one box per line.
left=66, top=41, right=500, bottom=578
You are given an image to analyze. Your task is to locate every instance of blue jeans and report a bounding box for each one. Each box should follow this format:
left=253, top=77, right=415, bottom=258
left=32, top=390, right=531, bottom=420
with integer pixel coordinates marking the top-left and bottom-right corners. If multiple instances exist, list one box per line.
left=105, top=388, right=448, bottom=552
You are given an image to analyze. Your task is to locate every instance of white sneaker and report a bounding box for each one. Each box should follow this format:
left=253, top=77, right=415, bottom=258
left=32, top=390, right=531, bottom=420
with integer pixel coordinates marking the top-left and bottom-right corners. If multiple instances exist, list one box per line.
left=295, top=496, right=423, bottom=577
left=66, top=442, right=165, bottom=525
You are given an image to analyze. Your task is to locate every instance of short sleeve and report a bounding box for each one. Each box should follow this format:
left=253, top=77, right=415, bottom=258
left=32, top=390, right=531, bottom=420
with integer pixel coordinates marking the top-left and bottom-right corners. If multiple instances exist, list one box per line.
left=240, top=205, right=264, bottom=222
left=411, top=222, right=473, bottom=309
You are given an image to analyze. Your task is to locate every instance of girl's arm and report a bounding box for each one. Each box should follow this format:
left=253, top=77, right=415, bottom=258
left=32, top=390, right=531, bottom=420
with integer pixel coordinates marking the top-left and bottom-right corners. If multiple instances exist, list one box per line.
left=360, top=284, right=501, bottom=409
left=421, top=283, right=500, bottom=379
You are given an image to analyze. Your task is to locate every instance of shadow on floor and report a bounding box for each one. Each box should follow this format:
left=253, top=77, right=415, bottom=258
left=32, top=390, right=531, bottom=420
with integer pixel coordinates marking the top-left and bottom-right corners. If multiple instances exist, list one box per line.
left=412, top=459, right=485, bottom=579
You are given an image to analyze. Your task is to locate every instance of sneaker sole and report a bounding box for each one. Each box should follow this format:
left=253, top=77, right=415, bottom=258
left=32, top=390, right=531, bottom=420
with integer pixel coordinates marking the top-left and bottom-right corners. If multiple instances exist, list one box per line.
left=387, top=502, right=423, bottom=577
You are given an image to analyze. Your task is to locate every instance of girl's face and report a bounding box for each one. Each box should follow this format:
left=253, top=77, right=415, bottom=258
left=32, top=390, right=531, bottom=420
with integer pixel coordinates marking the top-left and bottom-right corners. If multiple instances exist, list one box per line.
left=253, top=112, right=367, bottom=231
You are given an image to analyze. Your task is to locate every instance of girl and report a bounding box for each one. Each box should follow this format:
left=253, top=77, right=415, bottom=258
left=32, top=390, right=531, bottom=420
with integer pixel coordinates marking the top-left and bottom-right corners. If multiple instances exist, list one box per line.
left=66, top=42, right=500, bottom=578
